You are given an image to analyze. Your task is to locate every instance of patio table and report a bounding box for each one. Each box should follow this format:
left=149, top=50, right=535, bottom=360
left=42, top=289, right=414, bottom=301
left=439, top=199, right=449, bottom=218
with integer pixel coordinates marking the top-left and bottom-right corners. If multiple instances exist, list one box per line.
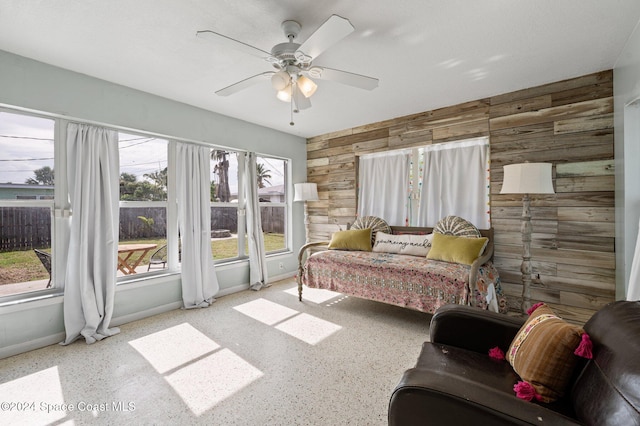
left=117, top=243, right=157, bottom=275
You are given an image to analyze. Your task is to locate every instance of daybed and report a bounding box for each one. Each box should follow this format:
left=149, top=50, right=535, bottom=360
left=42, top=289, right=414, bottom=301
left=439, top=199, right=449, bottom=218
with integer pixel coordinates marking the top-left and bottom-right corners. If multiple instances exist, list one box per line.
left=297, top=216, right=506, bottom=314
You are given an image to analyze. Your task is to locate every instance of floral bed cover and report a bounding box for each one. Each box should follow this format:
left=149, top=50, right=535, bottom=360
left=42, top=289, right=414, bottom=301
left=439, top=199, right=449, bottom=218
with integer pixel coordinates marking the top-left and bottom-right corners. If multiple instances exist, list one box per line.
left=301, top=250, right=506, bottom=314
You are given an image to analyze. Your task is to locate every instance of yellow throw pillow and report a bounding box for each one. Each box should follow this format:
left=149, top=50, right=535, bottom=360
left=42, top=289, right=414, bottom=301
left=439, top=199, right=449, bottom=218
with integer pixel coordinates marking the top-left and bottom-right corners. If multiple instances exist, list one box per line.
left=328, top=228, right=372, bottom=251
left=426, top=233, right=488, bottom=265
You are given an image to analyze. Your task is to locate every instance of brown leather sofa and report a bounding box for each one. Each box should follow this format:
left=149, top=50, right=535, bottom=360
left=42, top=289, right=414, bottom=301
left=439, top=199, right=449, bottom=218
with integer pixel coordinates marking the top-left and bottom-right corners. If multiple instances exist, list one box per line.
left=389, top=301, right=640, bottom=425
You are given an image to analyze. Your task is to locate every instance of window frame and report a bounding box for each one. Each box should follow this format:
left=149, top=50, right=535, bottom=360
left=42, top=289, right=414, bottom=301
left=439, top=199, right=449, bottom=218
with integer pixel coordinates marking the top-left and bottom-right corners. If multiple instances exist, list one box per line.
left=0, top=108, right=59, bottom=299
left=117, top=132, right=172, bottom=281
left=256, top=154, right=290, bottom=256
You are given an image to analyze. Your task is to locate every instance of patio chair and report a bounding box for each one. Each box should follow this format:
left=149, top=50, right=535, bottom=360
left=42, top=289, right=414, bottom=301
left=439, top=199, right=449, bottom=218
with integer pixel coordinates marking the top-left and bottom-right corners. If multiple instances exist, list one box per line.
left=34, top=249, right=52, bottom=288
left=147, top=244, right=168, bottom=271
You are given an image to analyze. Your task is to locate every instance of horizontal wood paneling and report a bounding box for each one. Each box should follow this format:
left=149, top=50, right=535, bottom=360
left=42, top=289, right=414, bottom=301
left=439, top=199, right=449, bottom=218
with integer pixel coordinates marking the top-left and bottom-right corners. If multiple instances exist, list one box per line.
left=304, top=70, right=614, bottom=324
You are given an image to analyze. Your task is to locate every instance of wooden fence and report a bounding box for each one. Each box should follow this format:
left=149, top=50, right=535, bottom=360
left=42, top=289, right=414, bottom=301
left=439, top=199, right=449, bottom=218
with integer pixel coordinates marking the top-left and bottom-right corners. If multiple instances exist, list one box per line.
left=0, top=207, right=51, bottom=251
left=0, top=205, right=285, bottom=252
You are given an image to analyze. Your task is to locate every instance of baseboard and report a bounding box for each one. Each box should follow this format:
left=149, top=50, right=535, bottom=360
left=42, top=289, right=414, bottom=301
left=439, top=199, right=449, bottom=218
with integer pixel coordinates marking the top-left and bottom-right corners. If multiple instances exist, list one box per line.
left=214, top=271, right=296, bottom=298
left=269, top=271, right=297, bottom=283
left=216, top=283, right=250, bottom=297
left=0, top=332, right=65, bottom=360
left=111, top=301, right=183, bottom=327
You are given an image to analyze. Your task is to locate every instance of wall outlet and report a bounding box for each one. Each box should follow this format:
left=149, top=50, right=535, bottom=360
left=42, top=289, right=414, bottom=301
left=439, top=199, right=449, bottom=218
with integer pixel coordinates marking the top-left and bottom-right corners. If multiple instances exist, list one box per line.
left=278, top=262, right=284, bottom=270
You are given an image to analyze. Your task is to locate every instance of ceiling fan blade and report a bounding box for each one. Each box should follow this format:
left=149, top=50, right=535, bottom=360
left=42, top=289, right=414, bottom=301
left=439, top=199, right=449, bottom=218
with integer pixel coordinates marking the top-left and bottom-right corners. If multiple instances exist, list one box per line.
left=295, top=15, right=354, bottom=61
left=309, top=67, right=379, bottom=90
left=293, top=85, right=312, bottom=110
left=197, top=30, right=272, bottom=59
left=215, top=72, right=274, bottom=96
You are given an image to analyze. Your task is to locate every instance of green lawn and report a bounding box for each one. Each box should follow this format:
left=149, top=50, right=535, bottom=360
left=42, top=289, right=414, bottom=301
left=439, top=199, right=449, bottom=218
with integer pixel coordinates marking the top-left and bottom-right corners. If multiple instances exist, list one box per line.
left=0, top=233, right=285, bottom=285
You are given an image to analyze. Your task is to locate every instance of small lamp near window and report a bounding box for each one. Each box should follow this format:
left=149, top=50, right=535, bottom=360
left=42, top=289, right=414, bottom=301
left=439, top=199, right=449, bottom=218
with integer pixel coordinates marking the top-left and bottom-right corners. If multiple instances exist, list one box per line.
left=500, top=162, right=555, bottom=314
left=294, top=183, right=319, bottom=243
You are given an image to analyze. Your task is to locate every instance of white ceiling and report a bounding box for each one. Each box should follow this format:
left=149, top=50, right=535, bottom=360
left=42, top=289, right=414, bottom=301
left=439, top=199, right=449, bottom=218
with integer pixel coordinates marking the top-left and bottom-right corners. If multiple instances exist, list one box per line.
left=1, top=1, right=639, bottom=139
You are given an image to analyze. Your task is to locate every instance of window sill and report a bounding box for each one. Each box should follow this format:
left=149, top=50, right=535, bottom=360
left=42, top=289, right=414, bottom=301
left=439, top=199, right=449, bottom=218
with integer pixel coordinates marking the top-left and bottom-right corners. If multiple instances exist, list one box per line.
left=116, top=270, right=180, bottom=288
left=0, top=290, right=63, bottom=312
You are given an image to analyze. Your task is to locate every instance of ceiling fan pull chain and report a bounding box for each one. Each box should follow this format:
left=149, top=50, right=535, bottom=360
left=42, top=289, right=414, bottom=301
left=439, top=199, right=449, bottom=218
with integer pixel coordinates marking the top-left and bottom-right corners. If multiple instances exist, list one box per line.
left=290, top=87, right=295, bottom=126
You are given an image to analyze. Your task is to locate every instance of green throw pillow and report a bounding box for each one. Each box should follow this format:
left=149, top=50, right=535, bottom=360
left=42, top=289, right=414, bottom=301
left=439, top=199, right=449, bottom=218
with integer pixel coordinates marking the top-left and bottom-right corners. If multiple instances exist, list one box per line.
left=328, top=228, right=372, bottom=251
left=426, top=233, right=488, bottom=265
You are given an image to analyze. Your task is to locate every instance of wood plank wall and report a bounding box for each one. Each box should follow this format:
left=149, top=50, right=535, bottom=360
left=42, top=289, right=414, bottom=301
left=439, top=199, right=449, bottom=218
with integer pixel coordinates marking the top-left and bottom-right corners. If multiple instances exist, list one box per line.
left=305, top=70, right=614, bottom=323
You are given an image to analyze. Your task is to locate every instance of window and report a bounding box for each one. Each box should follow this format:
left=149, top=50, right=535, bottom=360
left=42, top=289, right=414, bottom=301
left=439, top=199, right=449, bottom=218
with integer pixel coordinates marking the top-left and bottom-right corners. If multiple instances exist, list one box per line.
left=0, top=111, right=55, bottom=296
left=256, top=156, right=288, bottom=254
left=358, top=137, right=490, bottom=228
left=210, top=150, right=242, bottom=261
left=0, top=107, right=294, bottom=300
left=118, top=133, right=169, bottom=277
left=208, top=152, right=290, bottom=261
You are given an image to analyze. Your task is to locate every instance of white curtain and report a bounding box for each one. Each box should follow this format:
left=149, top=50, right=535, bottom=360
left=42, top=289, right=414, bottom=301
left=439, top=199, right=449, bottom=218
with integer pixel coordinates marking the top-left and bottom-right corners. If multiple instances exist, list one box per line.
left=176, top=143, right=219, bottom=308
left=627, top=218, right=640, bottom=301
left=62, top=123, right=120, bottom=345
left=358, top=150, right=411, bottom=226
left=417, top=137, right=490, bottom=228
left=245, top=152, right=269, bottom=290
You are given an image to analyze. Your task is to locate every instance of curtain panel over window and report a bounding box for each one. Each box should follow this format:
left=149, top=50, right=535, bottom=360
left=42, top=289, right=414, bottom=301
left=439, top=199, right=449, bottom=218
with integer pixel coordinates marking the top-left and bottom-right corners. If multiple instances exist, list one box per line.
left=357, top=137, right=490, bottom=229
left=244, top=152, right=269, bottom=290
left=417, top=137, right=490, bottom=229
left=357, top=150, right=411, bottom=226
left=62, top=123, right=120, bottom=345
left=176, top=142, right=219, bottom=308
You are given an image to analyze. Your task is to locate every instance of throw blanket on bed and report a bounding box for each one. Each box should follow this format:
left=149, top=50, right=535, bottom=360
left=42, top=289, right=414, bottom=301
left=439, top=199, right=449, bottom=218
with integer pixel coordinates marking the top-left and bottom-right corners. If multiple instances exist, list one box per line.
left=301, top=250, right=505, bottom=314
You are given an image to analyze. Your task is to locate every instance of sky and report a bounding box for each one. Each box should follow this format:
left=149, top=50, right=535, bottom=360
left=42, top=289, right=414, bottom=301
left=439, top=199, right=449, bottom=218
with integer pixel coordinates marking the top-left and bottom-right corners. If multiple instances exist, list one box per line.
left=0, top=111, right=55, bottom=184
left=0, top=111, right=285, bottom=192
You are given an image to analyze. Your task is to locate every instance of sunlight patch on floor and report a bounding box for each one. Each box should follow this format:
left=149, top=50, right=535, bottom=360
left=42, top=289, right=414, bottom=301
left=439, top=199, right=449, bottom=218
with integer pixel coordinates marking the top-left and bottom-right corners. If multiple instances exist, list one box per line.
left=129, top=323, right=220, bottom=374
left=233, top=295, right=343, bottom=345
left=275, top=313, right=342, bottom=345
left=129, top=323, right=263, bottom=416
left=165, top=348, right=263, bottom=416
left=0, top=366, right=67, bottom=425
left=284, top=285, right=343, bottom=304
left=233, top=298, right=298, bottom=325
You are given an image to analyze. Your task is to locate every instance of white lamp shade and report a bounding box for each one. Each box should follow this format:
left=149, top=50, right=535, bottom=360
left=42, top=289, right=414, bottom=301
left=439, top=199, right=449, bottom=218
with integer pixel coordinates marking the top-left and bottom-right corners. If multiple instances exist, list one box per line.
left=297, top=75, right=318, bottom=98
left=500, top=163, right=555, bottom=194
left=276, top=84, right=292, bottom=102
left=294, top=183, right=319, bottom=202
left=271, top=70, right=290, bottom=91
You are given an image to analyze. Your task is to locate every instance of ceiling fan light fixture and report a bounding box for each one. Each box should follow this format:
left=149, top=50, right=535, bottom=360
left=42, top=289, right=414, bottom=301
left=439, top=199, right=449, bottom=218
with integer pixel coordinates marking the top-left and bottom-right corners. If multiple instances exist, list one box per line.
left=276, top=84, right=292, bottom=102
left=297, top=75, right=318, bottom=98
left=271, top=70, right=290, bottom=91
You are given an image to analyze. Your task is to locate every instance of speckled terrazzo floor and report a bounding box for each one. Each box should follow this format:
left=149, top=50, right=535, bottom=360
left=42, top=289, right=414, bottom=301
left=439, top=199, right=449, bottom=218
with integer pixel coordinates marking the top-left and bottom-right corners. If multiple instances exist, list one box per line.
left=0, top=277, right=432, bottom=425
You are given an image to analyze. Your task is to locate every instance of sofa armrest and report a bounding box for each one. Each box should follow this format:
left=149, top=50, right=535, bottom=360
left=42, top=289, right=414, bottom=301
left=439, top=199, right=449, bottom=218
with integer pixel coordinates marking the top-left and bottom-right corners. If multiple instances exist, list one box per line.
left=389, top=367, right=580, bottom=426
left=430, top=304, right=525, bottom=354
left=296, top=241, right=330, bottom=301
left=467, top=237, right=493, bottom=300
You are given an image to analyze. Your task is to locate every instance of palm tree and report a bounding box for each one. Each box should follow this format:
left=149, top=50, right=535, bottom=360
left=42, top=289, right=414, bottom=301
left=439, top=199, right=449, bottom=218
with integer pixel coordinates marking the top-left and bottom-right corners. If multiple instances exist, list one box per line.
left=211, top=150, right=231, bottom=202
left=144, top=167, right=167, bottom=189
left=256, top=163, right=272, bottom=188
left=143, top=167, right=168, bottom=200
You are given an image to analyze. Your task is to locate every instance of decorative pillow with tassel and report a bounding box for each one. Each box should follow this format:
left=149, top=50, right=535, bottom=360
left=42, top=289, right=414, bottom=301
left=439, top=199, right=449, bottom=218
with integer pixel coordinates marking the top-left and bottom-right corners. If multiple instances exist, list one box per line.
left=506, top=302, right=593, bottom=403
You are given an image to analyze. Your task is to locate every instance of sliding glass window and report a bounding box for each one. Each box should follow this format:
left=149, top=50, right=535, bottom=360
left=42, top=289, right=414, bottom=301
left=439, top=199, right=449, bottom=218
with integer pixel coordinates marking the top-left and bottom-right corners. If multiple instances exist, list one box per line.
left=0, top=111, right=56, bottom=297
left=256, top=155, right=288, bottom=254
left=118, top=133, right=169, bottom=277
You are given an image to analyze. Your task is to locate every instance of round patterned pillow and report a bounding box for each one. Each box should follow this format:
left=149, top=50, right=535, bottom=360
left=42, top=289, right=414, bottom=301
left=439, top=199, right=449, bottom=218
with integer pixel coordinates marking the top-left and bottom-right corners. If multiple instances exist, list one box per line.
left=433, top=215, right=481, bottom=238
left=351, top=216, right=392, bottom=245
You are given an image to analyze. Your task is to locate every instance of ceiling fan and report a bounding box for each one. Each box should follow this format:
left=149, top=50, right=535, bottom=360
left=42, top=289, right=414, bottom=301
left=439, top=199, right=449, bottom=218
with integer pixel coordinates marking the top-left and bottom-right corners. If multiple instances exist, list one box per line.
left=196, top=15, right=379, bottom=124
